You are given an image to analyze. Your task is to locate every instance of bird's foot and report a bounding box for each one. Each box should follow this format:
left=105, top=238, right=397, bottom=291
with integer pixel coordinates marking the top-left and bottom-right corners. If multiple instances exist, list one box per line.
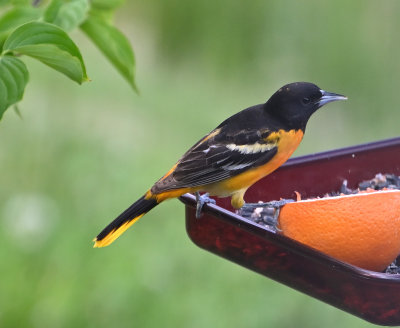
left=195, top=192, right=216, bottom=218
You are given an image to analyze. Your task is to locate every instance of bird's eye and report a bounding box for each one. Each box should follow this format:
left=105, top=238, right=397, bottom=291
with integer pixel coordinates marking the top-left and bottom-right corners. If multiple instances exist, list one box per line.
left=302, top=97, right=311, bottom=105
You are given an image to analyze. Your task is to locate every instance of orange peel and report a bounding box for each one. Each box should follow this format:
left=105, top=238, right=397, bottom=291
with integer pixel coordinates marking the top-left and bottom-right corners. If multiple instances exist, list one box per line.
left=277, top=189, right=400, bottom=271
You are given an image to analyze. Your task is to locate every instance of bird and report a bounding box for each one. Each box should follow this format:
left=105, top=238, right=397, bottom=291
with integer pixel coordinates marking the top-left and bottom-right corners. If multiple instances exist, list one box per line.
left=93, top=82, right=347, bottom=247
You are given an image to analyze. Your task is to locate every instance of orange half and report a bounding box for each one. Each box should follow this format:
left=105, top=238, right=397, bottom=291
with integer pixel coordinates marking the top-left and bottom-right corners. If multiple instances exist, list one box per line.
left=278, top=189, right=400, bottom=271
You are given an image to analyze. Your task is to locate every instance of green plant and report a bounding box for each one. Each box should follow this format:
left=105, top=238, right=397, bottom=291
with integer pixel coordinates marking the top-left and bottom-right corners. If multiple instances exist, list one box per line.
left=0, top=0, right=135, bottom=119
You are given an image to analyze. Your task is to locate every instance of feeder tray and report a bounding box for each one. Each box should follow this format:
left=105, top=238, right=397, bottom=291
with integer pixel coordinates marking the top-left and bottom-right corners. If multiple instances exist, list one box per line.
left=180, top=137, right=400, bottom=326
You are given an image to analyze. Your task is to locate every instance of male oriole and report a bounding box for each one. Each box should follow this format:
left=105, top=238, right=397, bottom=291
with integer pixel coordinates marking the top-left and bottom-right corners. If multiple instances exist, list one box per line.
left=94, top=82, right=346, bottom=247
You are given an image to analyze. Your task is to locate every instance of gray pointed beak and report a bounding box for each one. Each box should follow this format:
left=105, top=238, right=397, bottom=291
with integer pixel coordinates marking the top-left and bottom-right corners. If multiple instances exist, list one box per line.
left=318, top=90, right=347, bottom=107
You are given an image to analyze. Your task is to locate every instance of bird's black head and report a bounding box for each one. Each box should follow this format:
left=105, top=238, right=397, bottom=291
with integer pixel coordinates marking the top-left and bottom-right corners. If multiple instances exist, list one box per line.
left=266, top=82, right=347, bottom=130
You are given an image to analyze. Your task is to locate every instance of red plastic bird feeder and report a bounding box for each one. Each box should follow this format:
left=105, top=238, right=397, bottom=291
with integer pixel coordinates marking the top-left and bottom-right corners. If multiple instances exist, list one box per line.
left=180, top=137, right=400, bottom=326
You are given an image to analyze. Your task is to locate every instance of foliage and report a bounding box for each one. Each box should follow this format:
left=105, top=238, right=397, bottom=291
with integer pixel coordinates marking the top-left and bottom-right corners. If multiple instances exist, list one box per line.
left=0, top=0, right=135, bottom=119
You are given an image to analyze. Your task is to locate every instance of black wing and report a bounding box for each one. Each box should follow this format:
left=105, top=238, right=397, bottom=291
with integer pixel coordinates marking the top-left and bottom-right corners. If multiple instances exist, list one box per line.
left=151, top=127, right=278, bottom=193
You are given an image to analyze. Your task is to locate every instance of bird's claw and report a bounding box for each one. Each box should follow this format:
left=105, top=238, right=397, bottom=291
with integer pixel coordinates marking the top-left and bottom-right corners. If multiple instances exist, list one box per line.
left=195, top=192, right=216, bottom=218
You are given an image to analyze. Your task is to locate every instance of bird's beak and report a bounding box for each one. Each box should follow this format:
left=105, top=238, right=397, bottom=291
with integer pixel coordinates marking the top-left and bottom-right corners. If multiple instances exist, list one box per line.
left=318, top=90, right=347, bottom=107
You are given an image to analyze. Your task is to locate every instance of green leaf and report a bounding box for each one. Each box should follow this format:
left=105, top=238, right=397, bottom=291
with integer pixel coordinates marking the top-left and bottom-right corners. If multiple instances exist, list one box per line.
left=3, top=21, right=88, bottom=84
left=91, top=0, right=125, bottom=11
left=81, top=16, right=136, bottom=91
left=44, top=0, right=89, bottom=32
left=0, top=55, right=29, bottom=119
left=0, top=7, right=41, bottom=34
left=0, top=6, right=42, bottom=50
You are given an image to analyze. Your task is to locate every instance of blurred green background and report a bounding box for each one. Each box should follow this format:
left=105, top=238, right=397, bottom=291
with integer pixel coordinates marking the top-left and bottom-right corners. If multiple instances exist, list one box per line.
left=1, top=0, right=400, bottom=327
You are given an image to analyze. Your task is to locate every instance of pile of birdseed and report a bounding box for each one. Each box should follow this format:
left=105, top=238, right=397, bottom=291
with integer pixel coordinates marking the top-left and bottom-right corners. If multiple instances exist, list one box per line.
left=238, top=173, right=400, bottom=274
left=333, top=173, right=400, bottom=195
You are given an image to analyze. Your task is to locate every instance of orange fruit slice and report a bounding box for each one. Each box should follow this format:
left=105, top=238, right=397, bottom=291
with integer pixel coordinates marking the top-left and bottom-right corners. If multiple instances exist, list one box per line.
left=277, top=189, right=400, bottom=271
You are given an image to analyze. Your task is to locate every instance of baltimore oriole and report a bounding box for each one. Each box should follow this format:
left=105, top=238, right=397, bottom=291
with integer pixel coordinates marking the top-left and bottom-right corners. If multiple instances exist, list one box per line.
left=94, top=82, right=346, bottom=247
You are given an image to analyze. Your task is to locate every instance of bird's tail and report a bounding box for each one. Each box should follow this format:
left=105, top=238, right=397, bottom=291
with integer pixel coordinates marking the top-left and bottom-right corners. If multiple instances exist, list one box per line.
left=93, top=194, right=159, bottom=248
